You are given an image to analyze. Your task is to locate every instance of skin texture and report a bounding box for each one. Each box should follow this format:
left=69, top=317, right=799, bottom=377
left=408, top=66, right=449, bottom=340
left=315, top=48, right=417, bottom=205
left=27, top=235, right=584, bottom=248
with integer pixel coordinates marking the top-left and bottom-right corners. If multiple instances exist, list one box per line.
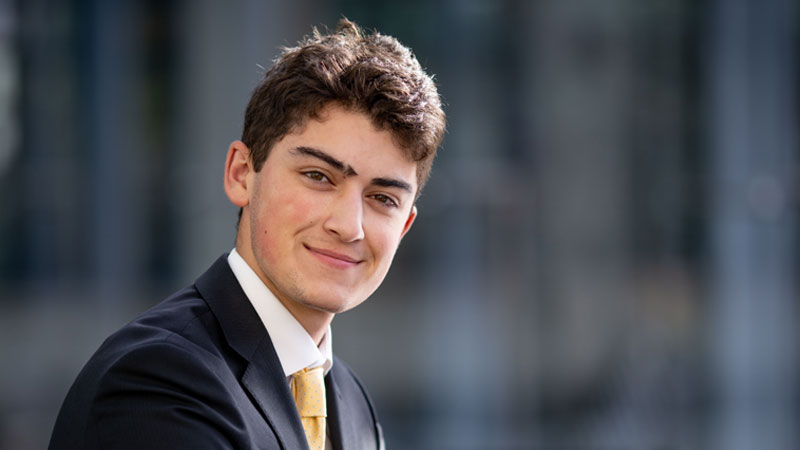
left=224, top=104, right=417, bottom=344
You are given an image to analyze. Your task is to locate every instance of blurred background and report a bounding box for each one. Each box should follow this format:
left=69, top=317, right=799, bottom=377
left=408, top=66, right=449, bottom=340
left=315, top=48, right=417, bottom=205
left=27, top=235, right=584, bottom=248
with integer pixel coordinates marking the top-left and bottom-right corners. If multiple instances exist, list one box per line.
left=0, top=0, right=797, bottom=449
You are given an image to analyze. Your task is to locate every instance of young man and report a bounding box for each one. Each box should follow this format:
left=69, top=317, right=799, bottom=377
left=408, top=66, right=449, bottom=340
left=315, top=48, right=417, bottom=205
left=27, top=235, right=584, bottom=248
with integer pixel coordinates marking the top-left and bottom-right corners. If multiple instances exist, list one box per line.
left=48, top=19, right=445, bottom=450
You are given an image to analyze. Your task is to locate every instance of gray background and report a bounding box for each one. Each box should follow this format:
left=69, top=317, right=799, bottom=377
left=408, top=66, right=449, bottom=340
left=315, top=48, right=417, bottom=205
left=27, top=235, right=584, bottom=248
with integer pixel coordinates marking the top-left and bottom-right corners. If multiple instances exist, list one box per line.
left=0, top=0, right=797, bottom=449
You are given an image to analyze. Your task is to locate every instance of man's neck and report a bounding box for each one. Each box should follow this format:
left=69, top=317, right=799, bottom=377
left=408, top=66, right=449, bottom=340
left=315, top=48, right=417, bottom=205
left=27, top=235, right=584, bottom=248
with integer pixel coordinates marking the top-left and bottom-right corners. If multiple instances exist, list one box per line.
left=269, top=294, right=334, bottom=346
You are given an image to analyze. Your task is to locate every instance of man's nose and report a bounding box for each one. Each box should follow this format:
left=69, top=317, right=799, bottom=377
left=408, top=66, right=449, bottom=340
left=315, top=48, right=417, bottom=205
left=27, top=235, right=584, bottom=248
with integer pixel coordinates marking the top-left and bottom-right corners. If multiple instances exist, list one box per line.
left=323, top=187, right=365, bottom=242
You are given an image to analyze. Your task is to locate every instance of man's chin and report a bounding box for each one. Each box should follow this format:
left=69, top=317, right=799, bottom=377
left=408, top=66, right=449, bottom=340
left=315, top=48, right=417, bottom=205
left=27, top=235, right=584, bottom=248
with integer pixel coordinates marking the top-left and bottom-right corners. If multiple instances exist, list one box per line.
left=300, top=294, right=365, bottom=315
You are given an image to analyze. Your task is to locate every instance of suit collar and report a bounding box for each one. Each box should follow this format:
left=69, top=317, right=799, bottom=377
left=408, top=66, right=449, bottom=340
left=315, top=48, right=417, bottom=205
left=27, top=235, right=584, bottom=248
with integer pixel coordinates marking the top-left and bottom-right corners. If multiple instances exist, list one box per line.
left=195, top=255, right=309, bottom=450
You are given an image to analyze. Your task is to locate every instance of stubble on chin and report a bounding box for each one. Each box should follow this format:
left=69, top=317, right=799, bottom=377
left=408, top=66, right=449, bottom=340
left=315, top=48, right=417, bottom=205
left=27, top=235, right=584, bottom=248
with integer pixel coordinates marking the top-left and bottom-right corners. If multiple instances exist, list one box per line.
left=262, top=264, right=345, bottom=315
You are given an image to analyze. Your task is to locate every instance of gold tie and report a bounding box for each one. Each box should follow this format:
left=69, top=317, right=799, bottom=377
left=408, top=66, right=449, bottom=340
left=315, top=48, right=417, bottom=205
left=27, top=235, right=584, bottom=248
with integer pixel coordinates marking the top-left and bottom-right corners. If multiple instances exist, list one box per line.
left=292, top=367, right=327, bottom=450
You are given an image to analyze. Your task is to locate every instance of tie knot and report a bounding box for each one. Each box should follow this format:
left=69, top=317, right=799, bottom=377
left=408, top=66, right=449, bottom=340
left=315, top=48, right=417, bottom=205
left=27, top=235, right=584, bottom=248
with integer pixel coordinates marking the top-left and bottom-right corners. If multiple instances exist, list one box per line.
left=292, top=367, right=327, bottom=418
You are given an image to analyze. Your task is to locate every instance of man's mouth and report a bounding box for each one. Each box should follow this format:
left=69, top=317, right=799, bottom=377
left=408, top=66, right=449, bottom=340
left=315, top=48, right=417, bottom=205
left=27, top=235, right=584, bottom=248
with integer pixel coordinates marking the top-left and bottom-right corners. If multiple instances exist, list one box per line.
left=304, top=244, right=362, bottom=267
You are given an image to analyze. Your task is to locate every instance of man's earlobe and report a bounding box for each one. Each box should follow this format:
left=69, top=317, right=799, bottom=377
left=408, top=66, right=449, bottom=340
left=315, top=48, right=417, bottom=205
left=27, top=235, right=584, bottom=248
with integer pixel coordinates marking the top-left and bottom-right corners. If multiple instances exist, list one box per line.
left=401, top=205, right=417, bottom=238
left=224, top=140, right=252, bottom=208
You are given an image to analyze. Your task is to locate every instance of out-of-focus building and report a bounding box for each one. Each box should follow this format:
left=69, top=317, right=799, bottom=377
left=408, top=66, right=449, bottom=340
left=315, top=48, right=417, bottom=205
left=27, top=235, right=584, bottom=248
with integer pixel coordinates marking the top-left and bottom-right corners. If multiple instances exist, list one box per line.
left=0, top=1, right=797, bottom=449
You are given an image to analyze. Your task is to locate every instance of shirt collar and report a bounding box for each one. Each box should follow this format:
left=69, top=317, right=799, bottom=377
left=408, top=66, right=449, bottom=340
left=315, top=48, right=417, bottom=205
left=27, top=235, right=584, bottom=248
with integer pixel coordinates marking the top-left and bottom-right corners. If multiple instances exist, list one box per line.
left=227, top=248, right=333, bottom=376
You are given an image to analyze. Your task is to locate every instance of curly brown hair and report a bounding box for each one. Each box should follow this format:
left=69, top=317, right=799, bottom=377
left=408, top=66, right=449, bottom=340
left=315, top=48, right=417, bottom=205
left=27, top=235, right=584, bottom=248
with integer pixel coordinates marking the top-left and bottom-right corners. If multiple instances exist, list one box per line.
left=241, top=18, right=446, bottom=198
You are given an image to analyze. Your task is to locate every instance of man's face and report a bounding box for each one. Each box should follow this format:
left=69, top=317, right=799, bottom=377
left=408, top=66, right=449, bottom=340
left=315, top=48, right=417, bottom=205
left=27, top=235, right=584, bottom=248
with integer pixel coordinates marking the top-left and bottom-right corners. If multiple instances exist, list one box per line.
left=229, top=105, right=417, bottom=321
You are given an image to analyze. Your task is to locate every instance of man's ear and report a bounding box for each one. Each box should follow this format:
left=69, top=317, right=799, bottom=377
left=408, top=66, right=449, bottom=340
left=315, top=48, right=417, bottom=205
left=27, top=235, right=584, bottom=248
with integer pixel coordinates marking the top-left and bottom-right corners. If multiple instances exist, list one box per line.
left=224, top=140, right=253, bottom=208
left=400, top=205, right=417, bottom=238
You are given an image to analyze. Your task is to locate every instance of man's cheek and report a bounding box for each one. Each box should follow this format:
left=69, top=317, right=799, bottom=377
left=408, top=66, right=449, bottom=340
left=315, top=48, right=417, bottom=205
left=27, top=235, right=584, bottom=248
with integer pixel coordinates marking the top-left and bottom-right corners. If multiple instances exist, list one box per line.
left=283, top=195, right=319, bottom=226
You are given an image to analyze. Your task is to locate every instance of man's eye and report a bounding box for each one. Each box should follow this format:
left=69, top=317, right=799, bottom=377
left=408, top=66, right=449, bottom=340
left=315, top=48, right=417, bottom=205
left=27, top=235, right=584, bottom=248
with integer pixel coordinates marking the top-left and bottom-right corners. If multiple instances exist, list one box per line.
left=371, top=194, right=398, bottom=208
left=303, top=171, right=329, bottom=183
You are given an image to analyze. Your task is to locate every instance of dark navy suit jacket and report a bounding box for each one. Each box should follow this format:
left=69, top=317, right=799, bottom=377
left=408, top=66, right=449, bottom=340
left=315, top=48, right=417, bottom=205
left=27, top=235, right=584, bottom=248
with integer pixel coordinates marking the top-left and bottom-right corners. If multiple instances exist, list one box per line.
left=49, top=256, right=384, bottom=450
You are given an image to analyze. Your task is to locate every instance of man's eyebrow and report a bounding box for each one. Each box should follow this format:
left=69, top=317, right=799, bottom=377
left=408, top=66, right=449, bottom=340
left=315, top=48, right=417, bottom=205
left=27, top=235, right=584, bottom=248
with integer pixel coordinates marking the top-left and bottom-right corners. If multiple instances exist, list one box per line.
left=292, top=146, right=357, bottom=176
left=291, top=146, right=411, bottom=192
left=371, top=177, right=413, bottom=193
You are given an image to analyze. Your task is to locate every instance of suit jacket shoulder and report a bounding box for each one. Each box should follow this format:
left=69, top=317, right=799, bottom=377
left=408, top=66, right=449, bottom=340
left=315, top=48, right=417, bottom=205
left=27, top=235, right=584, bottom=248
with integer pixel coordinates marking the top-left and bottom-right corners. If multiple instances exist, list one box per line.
left=49, top=255, right=384, bottom=450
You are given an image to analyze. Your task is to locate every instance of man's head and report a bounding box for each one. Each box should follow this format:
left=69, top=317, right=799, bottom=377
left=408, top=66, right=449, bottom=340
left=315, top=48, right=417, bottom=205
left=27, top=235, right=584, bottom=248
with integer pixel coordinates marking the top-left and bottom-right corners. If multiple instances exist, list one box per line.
left=224, top=20, right=445, bottom=338
left=241, top=19, right=445, bottom=197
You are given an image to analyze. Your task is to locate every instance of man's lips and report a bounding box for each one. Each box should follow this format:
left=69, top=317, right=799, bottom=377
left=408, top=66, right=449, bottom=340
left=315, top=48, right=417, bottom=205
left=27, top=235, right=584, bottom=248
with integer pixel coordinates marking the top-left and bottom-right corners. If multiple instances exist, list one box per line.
left=304, top=244, right=363, bottom=267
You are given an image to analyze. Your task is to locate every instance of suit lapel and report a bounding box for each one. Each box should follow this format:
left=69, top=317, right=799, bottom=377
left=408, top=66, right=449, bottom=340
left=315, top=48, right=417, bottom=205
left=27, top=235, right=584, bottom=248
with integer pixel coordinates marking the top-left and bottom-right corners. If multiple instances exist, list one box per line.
left=242, top=341, right=308, bottom=450
left=196, top=256, right=309, bottom=450
left=326, top=362, right=356, bottom=450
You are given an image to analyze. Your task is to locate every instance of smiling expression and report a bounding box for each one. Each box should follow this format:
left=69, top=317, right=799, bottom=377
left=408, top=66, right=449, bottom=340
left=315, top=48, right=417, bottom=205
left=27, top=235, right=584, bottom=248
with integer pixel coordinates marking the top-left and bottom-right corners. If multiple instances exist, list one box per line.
left=225, top=104, right=418, bottom=332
